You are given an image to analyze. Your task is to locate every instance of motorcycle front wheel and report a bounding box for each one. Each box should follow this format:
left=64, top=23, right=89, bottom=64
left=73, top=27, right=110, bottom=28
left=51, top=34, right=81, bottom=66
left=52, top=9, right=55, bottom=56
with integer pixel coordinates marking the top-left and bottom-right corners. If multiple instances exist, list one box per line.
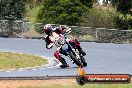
left=69, top=51, right=83, bottom=67
left=81, top=57, right=87, bottom=67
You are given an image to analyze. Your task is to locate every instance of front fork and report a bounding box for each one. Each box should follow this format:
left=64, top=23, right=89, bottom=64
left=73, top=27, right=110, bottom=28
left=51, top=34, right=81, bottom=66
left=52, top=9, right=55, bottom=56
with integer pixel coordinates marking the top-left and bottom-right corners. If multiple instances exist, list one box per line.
left=69, top=46, right=82, bottom=62
left=74, top=48, right=86, bottom=63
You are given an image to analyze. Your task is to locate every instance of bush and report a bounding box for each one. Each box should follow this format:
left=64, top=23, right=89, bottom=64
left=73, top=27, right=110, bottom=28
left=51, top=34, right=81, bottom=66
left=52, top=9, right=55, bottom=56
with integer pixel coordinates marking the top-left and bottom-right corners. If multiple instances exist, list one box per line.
left=34, top=23, right=44, bottom=34
left=115, top=14, right=132, bottom=30
left=36, top=0, right=93, bottom=25
left=80, top=6, right=117, bottom=28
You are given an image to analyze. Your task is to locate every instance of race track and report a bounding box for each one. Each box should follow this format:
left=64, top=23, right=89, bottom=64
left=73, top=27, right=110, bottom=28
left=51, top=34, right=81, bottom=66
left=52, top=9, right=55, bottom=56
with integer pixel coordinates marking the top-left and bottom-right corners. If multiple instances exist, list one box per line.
left=0, top=37, right=132, bottom=77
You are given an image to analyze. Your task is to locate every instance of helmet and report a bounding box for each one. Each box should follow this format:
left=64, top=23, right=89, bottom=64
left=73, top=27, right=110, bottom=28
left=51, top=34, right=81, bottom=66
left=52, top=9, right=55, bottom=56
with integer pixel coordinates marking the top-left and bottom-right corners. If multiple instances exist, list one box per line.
left=44, top=24, right=53, bottom=35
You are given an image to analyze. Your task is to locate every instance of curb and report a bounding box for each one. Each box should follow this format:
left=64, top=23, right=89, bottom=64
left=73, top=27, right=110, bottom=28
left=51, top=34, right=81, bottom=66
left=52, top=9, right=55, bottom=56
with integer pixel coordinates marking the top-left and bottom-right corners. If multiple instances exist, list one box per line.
left=0, top=76, right=76, bottom=80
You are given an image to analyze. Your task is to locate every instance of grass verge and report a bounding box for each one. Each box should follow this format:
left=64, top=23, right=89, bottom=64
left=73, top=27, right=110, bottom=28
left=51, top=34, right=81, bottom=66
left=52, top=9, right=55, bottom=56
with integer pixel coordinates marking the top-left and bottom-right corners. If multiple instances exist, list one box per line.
left=19, top=83, right=132, bottom=88
left=0, top=51, right=48, bottom=70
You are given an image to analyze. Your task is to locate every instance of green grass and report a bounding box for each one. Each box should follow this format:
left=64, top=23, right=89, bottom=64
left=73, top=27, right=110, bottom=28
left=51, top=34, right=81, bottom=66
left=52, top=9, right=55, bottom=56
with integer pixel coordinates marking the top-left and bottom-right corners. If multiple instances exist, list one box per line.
left=19, top=83, right=132, bottom=88
left=0, top=51, right=48, bottom=70
left=25, top=6, right=41, bottom=22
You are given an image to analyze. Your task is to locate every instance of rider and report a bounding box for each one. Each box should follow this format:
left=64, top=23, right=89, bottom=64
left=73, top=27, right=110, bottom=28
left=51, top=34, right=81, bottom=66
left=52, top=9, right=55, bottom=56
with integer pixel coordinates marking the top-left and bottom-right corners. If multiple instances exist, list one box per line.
left=44, top=24, right=86, bottom=68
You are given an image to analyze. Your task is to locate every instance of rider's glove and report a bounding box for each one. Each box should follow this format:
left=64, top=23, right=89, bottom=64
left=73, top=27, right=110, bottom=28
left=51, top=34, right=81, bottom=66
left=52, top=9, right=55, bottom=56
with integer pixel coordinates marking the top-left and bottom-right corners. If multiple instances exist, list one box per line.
left=66, top=28, right=71, bottom=34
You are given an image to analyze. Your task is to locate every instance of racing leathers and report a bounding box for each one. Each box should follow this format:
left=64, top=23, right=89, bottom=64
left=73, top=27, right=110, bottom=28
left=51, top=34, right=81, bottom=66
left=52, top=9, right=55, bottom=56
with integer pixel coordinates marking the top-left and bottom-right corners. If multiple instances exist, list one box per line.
left=45, top=26, right=86, bottom=68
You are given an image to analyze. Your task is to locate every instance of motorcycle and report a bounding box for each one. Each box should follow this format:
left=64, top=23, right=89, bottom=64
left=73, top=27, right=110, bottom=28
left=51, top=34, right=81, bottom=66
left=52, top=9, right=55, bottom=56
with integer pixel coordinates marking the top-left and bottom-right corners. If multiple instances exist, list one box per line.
left=56, top=33, right=87, bottom=68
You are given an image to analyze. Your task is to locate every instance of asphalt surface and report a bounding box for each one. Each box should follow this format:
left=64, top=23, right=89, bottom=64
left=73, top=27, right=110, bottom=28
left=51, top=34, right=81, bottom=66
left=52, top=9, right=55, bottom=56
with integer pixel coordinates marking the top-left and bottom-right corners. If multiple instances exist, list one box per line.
left=0, top=37, right=132, bottom=77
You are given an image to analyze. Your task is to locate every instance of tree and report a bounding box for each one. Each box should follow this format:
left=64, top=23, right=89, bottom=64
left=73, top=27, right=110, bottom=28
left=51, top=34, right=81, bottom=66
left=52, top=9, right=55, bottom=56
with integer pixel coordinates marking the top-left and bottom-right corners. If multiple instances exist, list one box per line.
left=110, top=0, right=132, bottom=14
left=0, top=0, right=26, bottom=20
left=80, top=0, right=94, bottom=7
left=36, top=0, right=94, bottom=25
left=109, top=0, right=132, bottom=30
left=0, top=0, right=27, bottom=37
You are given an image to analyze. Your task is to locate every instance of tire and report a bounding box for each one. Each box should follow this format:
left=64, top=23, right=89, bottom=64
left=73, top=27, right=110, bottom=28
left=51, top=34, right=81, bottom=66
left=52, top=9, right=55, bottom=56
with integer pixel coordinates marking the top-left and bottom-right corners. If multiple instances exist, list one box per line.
left=82, top=61, right=87, bottom=67
left=69, top=51, right=83, bottom=67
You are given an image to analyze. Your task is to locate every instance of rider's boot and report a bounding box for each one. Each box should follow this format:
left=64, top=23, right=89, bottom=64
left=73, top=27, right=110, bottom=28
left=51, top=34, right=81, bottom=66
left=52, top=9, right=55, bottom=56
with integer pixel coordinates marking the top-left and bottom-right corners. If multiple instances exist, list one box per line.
left=54, top=51, right=69, bottom=68
left=77, top=46, right=86, bottom=56
left=59, top=57, right=69, bottom=68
